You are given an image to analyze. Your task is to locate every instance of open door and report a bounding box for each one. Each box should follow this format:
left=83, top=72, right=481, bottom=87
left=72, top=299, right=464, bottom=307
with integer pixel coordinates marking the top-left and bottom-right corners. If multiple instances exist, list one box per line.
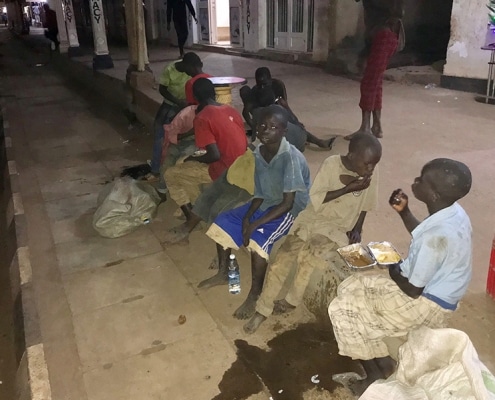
left=198, top=0, right=211, bottom=42
left=229, top=0, right=241, bottom=45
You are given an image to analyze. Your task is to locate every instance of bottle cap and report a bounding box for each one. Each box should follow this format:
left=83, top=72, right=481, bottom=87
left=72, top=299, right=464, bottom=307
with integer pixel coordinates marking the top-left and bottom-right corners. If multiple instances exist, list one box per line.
left=229, top=254, right=235, bottom=260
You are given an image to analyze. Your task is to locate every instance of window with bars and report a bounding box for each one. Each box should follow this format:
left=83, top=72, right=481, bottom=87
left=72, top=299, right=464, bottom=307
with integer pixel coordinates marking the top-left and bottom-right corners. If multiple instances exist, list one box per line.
left=266, top=0, right=315, bottom=51
left=307, top=0, right=314, bottom=51
left=278, top=0, right=288, bottom=32
left=292, top=0, right=303, bottom=33
left=267, top=0, right=275, bottom=47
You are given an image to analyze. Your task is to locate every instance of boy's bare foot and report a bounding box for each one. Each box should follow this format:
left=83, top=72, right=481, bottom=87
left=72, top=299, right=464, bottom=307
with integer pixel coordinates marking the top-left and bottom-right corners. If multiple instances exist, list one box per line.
left=371, top=125, right=383, bottom=138
left=233, top=295, right=258, bottom=320
left=273, top=299, right=296, bottom=315
left=348, top=377, right=373, bottom=396
left=332, top=372, right=369, bottom=396
left=321, top=137, right=336, bottom=148
left=162, top=224, right=189, bottom=244
left=243, top=312, right=267, bottom=334
left=197, top=272, right=228, bottom=289
left=344, top=129, right=372, bottom=141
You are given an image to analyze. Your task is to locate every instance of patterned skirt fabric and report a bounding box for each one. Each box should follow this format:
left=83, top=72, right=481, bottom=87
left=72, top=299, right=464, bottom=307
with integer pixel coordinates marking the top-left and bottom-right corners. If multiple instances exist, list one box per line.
left=328, top=274, right=451, bottom=360
left=359, top=29, right=398, bottom=111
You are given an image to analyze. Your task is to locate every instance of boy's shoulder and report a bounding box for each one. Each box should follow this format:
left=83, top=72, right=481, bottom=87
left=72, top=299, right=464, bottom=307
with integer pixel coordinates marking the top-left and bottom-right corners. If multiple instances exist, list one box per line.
left=286, top=141, right=307, bottom=161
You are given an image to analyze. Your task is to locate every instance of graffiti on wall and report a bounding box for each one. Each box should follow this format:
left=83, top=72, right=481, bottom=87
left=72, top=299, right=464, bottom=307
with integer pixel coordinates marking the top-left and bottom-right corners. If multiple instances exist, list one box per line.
left=92, top=0, right=102, bottom=23
left=246, top=0, right=250, bottom=33
left=63, top=0, right=73, bottom=23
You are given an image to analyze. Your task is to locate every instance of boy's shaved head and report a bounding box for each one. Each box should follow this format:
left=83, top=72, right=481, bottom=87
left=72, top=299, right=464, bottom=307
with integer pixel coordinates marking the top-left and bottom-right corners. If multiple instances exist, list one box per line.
left=348, top=132, right=382, bottom=157
left=192, top=78, right=215, bottom=102
left=258, top=104, right=289, bottom=127
left=423, top=158, right=472, bottom=203
left=255, top=67, right=271, bottom=80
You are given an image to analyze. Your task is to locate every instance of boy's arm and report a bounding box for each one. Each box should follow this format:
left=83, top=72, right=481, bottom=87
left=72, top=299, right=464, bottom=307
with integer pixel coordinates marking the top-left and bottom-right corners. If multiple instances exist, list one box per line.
left=242, top=192, right=295, bottom=246
left=322, top=175, right=372, bottom=204
left=389, top=189, right=420, bottom=234
left=185, top=0, right=197, bottom=20
left=159, top=84, right=187, bottom=108
left=389, top=264, right=424, bottom=298
left=347, top=211, right=366, bottom=244
left=242, top=103, right=255, bottom=130
left=242, top=198, right=264, bottom=246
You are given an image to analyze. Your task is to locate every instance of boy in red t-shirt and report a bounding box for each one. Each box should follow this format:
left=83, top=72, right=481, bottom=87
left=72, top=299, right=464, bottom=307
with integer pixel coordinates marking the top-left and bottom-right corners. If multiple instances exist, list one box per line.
left=183, top=56, right=212, bottom=105
left=164, top=78, right=248, bottom=220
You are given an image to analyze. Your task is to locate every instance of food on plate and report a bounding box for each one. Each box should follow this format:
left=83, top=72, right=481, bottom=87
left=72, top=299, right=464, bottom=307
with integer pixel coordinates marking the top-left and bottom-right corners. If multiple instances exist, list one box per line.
left=368, top=242, right=402, bottom=264
left=344, top=251, right=374, bottom=267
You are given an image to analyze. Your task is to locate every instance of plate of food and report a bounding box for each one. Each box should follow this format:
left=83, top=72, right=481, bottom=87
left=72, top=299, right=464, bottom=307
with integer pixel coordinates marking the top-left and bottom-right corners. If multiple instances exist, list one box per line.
left=337, top=243, right=377, bottom=270
left=367, top=241, right=403, bottom=266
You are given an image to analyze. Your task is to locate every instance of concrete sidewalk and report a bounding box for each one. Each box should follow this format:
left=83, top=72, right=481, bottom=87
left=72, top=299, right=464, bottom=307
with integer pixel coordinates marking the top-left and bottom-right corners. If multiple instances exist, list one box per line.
left=2, top=28, right=495, bottom=400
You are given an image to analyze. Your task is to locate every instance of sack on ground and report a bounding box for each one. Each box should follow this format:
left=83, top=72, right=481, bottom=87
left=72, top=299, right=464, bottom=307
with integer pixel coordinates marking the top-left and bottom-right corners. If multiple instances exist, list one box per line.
left=93, top=177, right=161, bottom=238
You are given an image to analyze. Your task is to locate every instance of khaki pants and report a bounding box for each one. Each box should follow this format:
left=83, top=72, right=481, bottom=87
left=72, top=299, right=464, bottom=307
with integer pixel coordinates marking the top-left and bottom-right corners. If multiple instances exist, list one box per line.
left=256, top=234, right=339, bottom=317
left=164, top=161, right=211, bottom=206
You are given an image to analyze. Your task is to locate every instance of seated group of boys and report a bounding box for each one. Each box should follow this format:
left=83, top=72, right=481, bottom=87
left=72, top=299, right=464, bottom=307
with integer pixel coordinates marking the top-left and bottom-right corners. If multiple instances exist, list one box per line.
left=151, top=53, right=474, bottom=396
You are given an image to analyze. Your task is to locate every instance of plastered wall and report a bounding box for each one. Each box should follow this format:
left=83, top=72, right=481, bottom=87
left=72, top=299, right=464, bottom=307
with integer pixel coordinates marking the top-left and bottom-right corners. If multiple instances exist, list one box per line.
left=444, top=0, right=491, bottom=79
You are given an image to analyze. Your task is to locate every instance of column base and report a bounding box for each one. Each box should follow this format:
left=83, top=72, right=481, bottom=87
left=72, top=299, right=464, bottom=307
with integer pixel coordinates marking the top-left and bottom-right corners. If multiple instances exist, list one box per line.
left=93, top=54, right=114, bottom=70
left=68, top=46, right=84, bottom=58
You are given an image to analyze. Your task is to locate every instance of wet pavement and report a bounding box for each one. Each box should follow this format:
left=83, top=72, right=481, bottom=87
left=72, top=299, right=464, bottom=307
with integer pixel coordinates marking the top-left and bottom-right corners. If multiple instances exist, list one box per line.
left=0, top=26, right=494, bottom=400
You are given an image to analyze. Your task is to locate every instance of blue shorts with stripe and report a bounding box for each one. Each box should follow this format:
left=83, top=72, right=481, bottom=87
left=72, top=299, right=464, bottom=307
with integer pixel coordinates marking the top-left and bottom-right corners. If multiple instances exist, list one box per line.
left=213, top=202, right=295, bottom=257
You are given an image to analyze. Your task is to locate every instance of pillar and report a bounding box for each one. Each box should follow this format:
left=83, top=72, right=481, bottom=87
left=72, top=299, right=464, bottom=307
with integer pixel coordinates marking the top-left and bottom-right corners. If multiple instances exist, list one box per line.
left=89, top=0, right=114, bottom=69
left=6, top=0, right=23, bottom=34
left=124, top=0, right=150, bottom=73
left=123, top=0, right=152, bottom=126
left=49, top=0, right=69, bottom=52
left=61, top=0, right=83, bottom=57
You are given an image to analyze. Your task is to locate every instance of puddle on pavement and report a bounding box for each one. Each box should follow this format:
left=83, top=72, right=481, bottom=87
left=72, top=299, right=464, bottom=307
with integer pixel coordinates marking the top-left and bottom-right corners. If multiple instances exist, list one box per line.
left=213, top=322, right=361, bottom=400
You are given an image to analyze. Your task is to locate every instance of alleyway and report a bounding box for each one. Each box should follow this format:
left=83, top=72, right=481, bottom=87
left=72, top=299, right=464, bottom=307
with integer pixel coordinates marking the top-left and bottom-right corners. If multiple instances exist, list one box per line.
left=1, top=27, right=494, bottom=400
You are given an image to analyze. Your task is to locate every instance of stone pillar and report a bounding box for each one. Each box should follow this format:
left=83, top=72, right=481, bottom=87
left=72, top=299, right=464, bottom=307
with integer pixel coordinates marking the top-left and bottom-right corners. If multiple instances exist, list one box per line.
left=124, top=0, right=150, bottom=73
left=49, top=0, right=69, bottom=53
left=6, top=1, right=24, bottom=35
left=123, top=0, right=153, bottom=127
left=90, top=0, right=114, bottom=69
left=61, top=0, right=83, bottom=57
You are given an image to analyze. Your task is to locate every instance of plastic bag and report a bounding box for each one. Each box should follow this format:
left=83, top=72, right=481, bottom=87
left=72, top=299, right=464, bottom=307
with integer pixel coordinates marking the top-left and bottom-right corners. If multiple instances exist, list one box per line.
left=92, top=177, right=161, bottom=238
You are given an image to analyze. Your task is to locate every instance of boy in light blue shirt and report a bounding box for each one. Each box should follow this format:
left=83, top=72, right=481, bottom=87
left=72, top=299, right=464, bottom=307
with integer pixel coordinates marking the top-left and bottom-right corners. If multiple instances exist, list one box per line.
left=328, top=158, right=473, bottom=396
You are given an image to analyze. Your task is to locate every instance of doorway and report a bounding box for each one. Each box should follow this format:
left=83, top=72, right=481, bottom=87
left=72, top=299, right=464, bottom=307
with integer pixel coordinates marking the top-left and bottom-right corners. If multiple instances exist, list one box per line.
left=399, top=0, right=454, bottom=66
left=197, top=0, right=241, bottom=46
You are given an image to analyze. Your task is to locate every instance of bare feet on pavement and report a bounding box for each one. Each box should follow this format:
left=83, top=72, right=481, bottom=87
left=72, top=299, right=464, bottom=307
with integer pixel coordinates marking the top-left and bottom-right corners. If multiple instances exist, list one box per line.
left=197, top=272, right=228, bottom=289
left=348, top=377, right=373, bottom=396
left=273, top=299, right=296, bottom=315
left=371, top=125, right=383, bottom=138
left=233, top=295, right=258, bottom=320
left=243, top=312, right=267, bottom=334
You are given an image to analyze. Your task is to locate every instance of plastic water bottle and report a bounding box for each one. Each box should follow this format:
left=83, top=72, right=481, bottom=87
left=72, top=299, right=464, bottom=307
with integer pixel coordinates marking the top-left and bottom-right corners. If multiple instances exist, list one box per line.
left=228, top=254, right=241, bottom=294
